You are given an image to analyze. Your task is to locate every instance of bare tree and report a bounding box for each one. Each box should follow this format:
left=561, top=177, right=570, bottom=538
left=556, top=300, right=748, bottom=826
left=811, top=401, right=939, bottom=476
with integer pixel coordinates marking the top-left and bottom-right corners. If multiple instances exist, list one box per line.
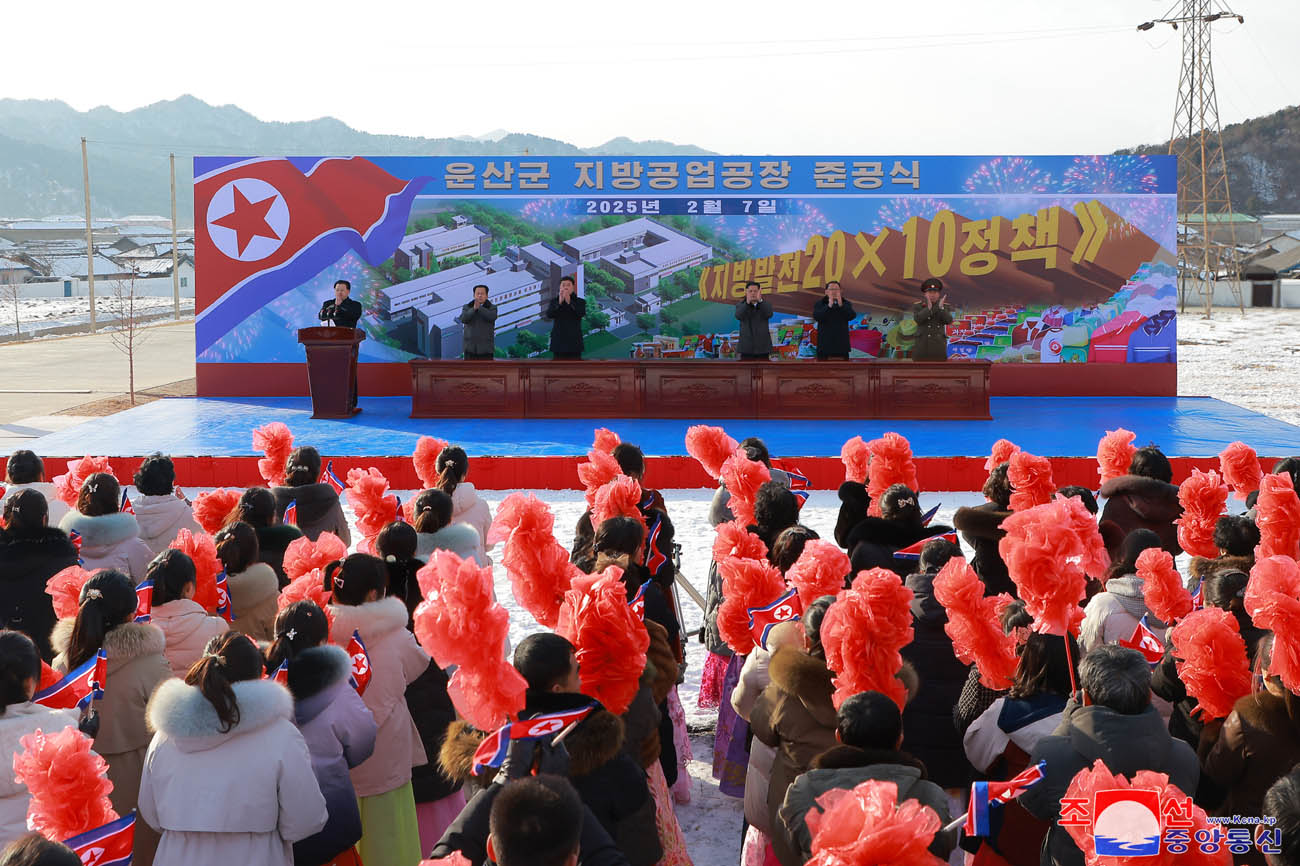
left=0, top=277, right=20, bottom=336
left=107, top=268, right=148, bottom=405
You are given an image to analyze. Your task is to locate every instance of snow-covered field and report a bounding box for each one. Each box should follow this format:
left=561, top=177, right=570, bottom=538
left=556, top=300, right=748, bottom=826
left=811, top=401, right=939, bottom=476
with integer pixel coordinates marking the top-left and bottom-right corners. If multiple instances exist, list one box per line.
left=1176, top=308, right=1300, bottom=426
left=0, top=296, right=193, bottom=336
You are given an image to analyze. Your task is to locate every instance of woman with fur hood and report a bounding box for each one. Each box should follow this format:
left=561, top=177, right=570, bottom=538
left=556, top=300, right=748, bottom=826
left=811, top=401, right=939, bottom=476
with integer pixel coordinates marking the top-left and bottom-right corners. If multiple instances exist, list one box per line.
left=214, top=521, right=280, bottom=642
left=52, top=570, right=171, bottom=866
left=128, top=454, right=200, bottom=556
left=1098, top=445, right=1184, bottom=556
left=59, top=474, right=154, bottom=582
left=271, top=446, right=351, bottom=546
left=0, top=490, right=78, bottom=661
left=145, top=549, right=229, bottom=678
left=1079, top=529, right=1167, bottom=652
left=1199, top=634, right=1300, bottom=866
left=1185, top=514, right=1258, bottom=594
left=840, top=483, right=953, bottom=578
left=438, top=633, right=662, bottom=866
left=265, top=602, right=377, bottom=866
left=139, top=632, right=327, bottom=866
left=326, top=554, right=430, bottom=866
left=0, top=630, right=80, bottom=842
left=412, top=488, right=486, bottom=566
left=431, top=446, right=493, bottom=551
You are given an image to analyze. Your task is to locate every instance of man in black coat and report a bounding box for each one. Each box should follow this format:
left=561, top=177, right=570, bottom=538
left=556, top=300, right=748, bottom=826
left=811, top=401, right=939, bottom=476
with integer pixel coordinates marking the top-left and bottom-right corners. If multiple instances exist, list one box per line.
left=735, top=280, right=774, bottom=359
left=545, top=275, right=587, bottom=359
left=812, top=280, right=856, bottom=360
left=318, top=279, right=363, bottom=329
left=459, top=283, right=499, bottom=360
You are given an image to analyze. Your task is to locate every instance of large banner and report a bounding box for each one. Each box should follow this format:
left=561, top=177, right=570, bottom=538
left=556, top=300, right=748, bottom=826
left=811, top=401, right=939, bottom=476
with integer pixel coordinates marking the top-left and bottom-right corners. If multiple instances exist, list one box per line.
left=195, top=155, right=1176, bottom=366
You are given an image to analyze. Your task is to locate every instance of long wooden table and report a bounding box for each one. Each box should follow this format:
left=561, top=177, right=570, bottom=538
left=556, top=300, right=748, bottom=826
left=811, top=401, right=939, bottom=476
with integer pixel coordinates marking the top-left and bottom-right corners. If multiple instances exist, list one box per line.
left=409, top=359, right=991, bottom=420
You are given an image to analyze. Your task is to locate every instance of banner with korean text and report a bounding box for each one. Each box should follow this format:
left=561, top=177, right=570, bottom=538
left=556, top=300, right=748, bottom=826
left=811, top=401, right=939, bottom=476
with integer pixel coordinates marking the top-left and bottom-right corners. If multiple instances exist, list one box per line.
left=195, top=155, right=1175, bottom=368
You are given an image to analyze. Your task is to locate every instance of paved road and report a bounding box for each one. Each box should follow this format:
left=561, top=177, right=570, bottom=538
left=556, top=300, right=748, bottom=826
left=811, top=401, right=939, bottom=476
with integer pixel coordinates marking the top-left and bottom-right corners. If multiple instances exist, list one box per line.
left=0, top=321, right=195, bottom=450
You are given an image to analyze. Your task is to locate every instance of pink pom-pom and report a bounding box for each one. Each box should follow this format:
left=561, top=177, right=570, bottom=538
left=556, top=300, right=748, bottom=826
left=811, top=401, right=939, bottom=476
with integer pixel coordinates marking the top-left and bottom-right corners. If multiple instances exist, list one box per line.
left=1063, top=761, right=1229, bottom=866
left=556, top=567, right=649, bottom=715
left=252, top=422, right=294, bottom=487
left=413, top=436, right=448, bottom=489
left=283, top=532, right=348, bottom=583
left=866, top=433, right=918, bottom=517
left=822, top=569, right=914, bottom=709
left=447, top=658, right=528, bottom=735
left=841, top=435, right=870, bottom=485
left=591, top=475, right=645, bottom=533
left=999, top=498, right=1103, bottom=636
left=932, top=557, right=1018, bottom=690
left=717, top=556, right=788, bottom=656
left=686, top=425, right=738, bottom=481
left=13, top=726, right=118, bottom=843
left=1096, top=428, right=1137, bottom=485
left=1219, top=441, right=1263, bottom=501
left=192, top=488, right=242, bottom=535
left=1008, top=451, right=1056, bottom=512
left=169, top=528, right=222, bottom=613
left=278, top=568, right=331, bottom=614
left=712, top=519, right=768, bottom=564
left=1175, top=469, right=1229, bottom=559
left=1170, top=608, right=1252, bottom=720
left=345, top=467, right=399, bottom=542
left=786, top=540, right=851, bottom=609
left=490, top=494, right=578, bottom=629
left=578, top=449, right=623, bottom=512
left=1246, top=555, right=1300, bottom=693
left=592, top=427, right=621, bottom=454
left=1136, top=548, right=1192, bottom=625
left=52, top=456, right=113, bottom=507
left=421, top=853, right=473, bottom=866
left=984, top=439, right=1020, bottom=473
left=804, top=779, right=944, bottom=866
left=1255, top=473, right=1300, bottom=560
left=46, top=565, right=95, bottom=620
left=720, top=448, right=770, bottom=527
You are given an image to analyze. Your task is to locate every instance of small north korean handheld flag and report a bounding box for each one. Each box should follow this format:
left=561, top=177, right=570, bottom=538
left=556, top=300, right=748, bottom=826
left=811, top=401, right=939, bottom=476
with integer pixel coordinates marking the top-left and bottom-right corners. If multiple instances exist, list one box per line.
left=746, top=588, right=803, bottom=650
left=62, top=810, right=137, bottom=866
left=347, top=630, right=371, bottom=695
left=134, top=579, right=153, bottom=623
left=471, top=703, right=599, bottom=776
left=34, top=649, right=106, bottom=710
left=893, top=531, right=959, bottom=561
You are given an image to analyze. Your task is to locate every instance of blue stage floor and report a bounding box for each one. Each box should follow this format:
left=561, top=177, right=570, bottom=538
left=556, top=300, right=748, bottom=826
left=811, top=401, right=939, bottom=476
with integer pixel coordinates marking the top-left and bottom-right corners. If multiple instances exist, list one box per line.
left=27, top=396, right=1300, bottom=458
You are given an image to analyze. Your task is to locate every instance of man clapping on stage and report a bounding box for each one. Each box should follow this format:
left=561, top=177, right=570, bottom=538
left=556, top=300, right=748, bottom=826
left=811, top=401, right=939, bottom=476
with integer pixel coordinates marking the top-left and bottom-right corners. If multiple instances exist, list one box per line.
left=545, top=274, right=587, bottom=360
left=813, top=280, right=855, bottom=360
left=459, top=283, right=499, bottom=360
left=318, top=279, right=362, bottom=329
left=735, top=280, right=773, bottom=360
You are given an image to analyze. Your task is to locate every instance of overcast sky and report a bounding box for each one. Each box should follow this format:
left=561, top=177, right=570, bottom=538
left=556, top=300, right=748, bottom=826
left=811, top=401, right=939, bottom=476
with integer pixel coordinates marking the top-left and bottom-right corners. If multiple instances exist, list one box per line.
left=8, top=0, right=1296, bottom=154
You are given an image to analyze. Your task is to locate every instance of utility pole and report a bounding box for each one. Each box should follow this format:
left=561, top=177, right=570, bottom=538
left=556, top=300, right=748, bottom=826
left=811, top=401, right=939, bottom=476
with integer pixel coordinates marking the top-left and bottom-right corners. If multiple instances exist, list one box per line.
left=1139, top=2, right=1245, bottom=318
left=170, top=153, right=180, bottom=318
left=81, top=137, right=96, bottom=332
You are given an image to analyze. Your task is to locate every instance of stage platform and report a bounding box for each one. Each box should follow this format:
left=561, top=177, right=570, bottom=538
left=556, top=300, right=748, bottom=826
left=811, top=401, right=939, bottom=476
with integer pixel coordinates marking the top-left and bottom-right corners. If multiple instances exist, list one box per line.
left=25, top=395, right=1300, bottom=491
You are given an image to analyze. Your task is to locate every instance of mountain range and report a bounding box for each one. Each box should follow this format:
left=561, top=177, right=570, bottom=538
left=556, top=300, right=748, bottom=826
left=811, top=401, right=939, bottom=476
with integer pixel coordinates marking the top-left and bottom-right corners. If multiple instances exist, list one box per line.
left=0, top=95, right=1295, bottom=222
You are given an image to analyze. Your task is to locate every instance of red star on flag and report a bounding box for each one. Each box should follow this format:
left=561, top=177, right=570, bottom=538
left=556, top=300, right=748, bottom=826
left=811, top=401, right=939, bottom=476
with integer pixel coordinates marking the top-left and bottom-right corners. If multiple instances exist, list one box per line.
left=212, top=186, right=282, bottom=255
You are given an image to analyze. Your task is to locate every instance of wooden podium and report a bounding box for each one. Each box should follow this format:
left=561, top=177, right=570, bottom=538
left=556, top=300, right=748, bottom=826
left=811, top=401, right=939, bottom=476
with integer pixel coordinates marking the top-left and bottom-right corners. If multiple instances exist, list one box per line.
left=298, top=327, right=365, bottom=418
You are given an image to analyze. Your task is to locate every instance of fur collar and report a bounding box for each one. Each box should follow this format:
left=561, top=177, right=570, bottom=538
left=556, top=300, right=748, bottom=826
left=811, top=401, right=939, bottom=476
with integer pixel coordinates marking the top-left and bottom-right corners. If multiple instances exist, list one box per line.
left=440, top=720, right=490, bottom=784
left=148, top=677, right=291, bottom=741
left=0, top=526, right=76, bottom=554
left=415, top=524, right=482, bottom=559
left=953, top=503, right=1012, bottom=538
left=51, top=619, right=166, bottom=668
left=767, top=646, right=837, bottom=726
left=227, top=562, right=279, bottom=607
left=57, top=511, right=141, bottom=548
left=328, top=596, right=410, bottom=643
left=451, top=483, right=482, bottom=511
left=1188, top=554, right=1254, bottom=586
left=1098, top=474, right=1180, bottom=501
left=811, top=744, right=926, bottom=776
left=288, top=644, right=351, bottom=705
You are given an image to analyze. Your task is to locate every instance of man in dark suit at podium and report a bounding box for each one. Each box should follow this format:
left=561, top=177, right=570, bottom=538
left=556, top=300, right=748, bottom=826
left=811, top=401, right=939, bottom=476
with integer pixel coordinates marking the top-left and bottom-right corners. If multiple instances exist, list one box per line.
left=319, top=280, right=363, bottom=329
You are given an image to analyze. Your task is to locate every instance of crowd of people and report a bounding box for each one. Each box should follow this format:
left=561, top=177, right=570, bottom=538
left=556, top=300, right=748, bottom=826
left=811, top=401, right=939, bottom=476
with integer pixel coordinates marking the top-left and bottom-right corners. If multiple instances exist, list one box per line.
left=0, top=424, right=1298, bottom=866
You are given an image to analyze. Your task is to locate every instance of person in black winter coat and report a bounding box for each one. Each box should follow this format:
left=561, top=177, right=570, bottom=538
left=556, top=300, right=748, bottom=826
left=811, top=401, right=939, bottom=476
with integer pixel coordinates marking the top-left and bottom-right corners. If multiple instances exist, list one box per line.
left=0, top=489, right=78, bottom=661
left=230, top=487, right=302, bottom=587
left=952, top=463, right=1015, bottom=597
left=1098, top=446, right=1183, bottom=556
left=812, top=281, right=856, bottom=360
left=833, top=480, right=870, bottom=549
left=545, top=276, right=587, bottom=359
left=899, top=539, right=976, bottom=791
left=735, top=281, right=774, bottom=359
left=841, top=484, right=953, bottom=578
left=271, top=446, right=351, bottom=546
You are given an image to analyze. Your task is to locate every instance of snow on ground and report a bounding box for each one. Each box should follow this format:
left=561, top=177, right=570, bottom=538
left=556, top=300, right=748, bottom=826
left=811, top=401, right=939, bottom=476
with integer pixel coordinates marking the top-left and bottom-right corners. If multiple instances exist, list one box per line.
left=1177, top=308, right=1300, bottom=426
left=0, top=296, right=194, bottom=336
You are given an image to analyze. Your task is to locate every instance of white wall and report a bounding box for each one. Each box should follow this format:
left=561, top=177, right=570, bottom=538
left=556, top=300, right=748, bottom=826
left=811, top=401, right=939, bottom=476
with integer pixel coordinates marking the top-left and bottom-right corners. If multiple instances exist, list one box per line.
left=19, top=266, right=195, bottom=299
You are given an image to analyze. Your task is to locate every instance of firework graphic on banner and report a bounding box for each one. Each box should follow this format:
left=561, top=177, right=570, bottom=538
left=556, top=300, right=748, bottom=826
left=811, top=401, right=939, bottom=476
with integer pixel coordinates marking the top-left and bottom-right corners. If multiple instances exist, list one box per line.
left=716, top=202, right=836, bottom=255
left=1062, top=155, right=1159, bottom=194
left=521, top=199, right=569, bottom=226
left=963, top=157, right=1054, bottom=195
left=871, top=198, right=953, bottom=235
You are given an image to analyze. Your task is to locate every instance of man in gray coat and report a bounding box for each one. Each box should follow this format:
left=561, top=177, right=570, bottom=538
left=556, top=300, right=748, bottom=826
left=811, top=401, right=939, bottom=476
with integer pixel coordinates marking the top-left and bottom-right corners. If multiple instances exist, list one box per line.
left=1020, top=644, right=1199, bottom=866
left=735, top=280, right=774, bottom=360
left=459, top=284, right=498, bottom=360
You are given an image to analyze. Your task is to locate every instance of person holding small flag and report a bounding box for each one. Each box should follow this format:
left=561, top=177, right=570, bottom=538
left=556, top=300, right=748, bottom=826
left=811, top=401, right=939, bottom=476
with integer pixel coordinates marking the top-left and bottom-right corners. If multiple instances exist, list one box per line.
left=51, top=570, right=169, bottom=866
left=265, top=601, right=378, bottom=866
left=139, top=632, right=327, bottom=866
left=271, top=446, right=351, bottom=546
left=0, top=630, right=81, bottom=842
left=0, top=489, right=78, bottom=662
left=145, top=549, right=229, bottom=678
left=1078, top=528, right=1166, bottom=652
left=214, top=521, right=280, bottom=642
left=840, top=484, right=955, bottom=579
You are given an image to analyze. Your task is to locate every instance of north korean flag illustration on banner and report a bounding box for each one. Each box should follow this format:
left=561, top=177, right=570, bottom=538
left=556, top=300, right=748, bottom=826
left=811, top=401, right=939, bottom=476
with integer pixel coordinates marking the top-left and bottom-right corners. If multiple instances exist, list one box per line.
left=195, top=157, right=431, bottom=355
